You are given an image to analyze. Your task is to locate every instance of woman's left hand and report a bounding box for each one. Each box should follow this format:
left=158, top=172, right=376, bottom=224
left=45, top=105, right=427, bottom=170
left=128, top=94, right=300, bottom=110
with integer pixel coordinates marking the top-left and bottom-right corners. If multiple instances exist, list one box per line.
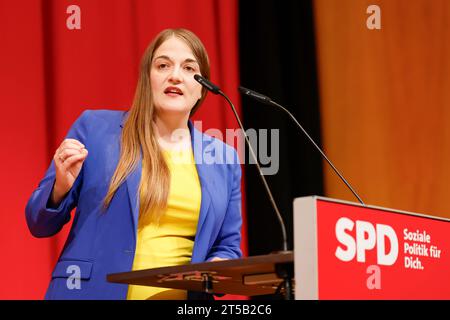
left=210, top=257, right=228, bottom=262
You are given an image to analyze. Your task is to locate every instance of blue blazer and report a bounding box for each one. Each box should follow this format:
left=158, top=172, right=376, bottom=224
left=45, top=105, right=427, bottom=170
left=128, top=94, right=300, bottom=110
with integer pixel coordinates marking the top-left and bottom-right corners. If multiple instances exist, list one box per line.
left=25, top=110, right=242, bottom=300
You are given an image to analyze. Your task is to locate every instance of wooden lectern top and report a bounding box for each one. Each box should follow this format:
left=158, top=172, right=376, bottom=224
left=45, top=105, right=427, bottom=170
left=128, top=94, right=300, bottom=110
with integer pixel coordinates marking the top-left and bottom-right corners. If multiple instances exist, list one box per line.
left=107, top=252, right=293, bottom=296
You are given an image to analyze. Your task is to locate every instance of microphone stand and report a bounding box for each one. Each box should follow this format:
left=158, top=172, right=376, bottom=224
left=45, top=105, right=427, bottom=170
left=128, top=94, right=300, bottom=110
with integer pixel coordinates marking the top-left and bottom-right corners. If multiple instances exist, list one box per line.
left=239, top=86, right=365, bottom=206
left=194, top=75, right=294, bottom=300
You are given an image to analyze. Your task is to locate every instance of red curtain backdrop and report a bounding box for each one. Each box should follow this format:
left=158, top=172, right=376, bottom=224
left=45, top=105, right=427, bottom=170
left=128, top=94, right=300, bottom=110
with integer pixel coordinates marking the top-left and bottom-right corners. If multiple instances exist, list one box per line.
left=0, top=0, right=247, bottom=299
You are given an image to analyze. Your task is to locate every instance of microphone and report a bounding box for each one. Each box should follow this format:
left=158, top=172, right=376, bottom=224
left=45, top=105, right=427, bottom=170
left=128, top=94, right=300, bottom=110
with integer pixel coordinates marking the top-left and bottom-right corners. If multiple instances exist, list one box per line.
left=238, top=87, right=272, bottom=106
left=239, top=86, right=365, bottom=206
left=194, top=75, right=289, bottom=253
left=194, top=74, right=221, bottom=95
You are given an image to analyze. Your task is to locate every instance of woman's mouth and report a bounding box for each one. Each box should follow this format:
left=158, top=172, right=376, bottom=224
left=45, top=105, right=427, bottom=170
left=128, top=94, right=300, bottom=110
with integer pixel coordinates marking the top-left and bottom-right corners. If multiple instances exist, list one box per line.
left=164, top=86, right=183, bottom=96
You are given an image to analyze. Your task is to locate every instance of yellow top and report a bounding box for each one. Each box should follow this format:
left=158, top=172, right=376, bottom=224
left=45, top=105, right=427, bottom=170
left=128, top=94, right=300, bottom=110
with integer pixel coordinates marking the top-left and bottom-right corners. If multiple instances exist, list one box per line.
left=127, top=148, right=201, bottom=300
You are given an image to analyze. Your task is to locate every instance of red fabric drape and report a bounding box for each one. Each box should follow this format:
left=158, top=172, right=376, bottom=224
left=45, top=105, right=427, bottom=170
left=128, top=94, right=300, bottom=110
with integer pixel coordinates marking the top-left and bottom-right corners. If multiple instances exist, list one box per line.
left=0, top=0, right=246, bottom=299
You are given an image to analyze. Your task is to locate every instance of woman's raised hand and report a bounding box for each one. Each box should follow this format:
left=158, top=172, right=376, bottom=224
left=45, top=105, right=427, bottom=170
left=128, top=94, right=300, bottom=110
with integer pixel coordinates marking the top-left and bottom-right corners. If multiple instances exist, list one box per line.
left=50, top=139, right=88, bottom=206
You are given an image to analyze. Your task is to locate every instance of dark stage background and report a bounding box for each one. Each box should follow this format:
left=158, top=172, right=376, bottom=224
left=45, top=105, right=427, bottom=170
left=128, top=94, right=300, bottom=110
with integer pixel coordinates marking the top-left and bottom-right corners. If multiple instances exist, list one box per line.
left=239, top=0, right=324, bottom=256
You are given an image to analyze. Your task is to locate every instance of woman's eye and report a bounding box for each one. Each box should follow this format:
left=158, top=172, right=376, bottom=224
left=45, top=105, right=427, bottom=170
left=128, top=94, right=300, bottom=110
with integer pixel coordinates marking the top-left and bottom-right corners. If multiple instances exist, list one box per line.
left=158, top=63, right=168, bottom=69
left=184, top=65, right=196, bottom=72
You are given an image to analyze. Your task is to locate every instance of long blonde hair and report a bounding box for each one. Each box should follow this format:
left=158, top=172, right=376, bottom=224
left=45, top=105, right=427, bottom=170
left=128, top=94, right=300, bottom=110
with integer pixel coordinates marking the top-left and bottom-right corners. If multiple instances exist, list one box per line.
left=103, top=28, right=210, bottom=223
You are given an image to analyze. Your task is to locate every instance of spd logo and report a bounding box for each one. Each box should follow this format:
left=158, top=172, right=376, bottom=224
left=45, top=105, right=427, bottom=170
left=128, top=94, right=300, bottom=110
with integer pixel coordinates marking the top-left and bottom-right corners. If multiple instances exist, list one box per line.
left=335, top=217, right=399, bottom=266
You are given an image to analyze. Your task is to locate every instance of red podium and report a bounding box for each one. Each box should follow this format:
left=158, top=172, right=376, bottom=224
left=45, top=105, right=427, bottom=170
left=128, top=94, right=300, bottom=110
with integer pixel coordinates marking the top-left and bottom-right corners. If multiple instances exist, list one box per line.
left=107, top=196, right=449, bottom=299
left=294, top=196, right=450, bottom=299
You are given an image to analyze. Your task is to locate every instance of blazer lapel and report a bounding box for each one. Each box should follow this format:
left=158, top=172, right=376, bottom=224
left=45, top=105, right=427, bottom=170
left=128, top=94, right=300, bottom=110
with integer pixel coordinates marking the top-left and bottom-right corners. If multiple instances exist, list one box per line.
left=126, top=158, right=142, bottom=242
left=190, top=120, right=213, bottom=235
left=120, top=112, right=141, bottom=242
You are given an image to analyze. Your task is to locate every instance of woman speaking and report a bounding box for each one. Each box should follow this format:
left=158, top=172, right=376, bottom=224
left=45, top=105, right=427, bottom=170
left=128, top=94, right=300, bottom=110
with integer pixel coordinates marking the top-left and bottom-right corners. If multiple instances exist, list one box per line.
left=25, top=28, right=243, bottom=300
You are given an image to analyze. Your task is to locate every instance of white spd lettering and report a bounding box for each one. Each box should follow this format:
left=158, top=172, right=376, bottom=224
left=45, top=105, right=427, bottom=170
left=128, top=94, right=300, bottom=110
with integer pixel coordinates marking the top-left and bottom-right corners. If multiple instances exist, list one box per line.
left=335, top=217, right=398, bottom=265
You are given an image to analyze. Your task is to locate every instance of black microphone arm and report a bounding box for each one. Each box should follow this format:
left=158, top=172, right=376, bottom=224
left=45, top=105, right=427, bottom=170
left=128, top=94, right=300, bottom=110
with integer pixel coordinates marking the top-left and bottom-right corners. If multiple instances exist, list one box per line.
left=239, top=86, right=365, bottom=206
left=194, top=74, right=289, bottom=252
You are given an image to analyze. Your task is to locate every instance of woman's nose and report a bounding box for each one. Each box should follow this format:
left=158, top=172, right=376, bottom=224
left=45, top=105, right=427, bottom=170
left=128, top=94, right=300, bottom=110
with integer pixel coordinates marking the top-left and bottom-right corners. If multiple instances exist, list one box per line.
left=168, top=66, right=182, bottom=83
